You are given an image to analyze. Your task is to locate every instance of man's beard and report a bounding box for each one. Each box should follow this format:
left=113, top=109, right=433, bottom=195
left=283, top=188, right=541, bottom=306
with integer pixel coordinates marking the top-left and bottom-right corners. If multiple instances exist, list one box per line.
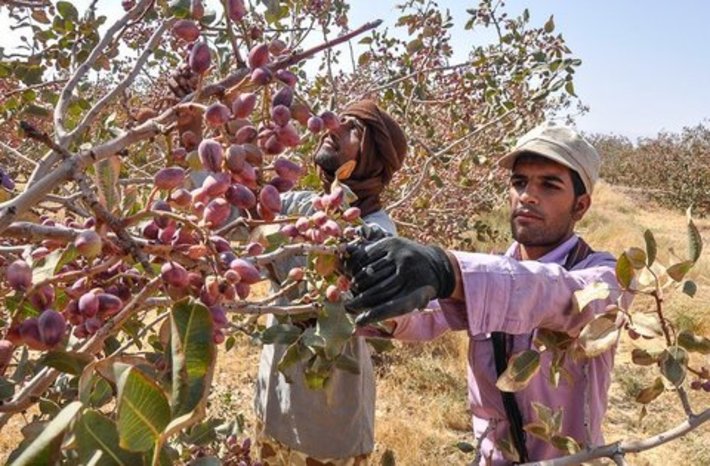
left=314, top=148, right=341, bottom=175
left=510, top=213, right=574, bottom=248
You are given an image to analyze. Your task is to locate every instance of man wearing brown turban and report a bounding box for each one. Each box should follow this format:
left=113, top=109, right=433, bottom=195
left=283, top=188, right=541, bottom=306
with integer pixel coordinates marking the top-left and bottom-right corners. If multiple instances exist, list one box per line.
left=254, top=100, right=406, bottom=465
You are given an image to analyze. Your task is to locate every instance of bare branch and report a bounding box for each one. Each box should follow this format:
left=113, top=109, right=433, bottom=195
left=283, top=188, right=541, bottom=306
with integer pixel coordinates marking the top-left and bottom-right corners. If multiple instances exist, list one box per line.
left=0, top=110, right=176, bottom=234
left=0, top=141, right=37, bottom=169
left=54, top=0, right=153, bottom=142
left=66, top=17, right=175, bottom=141
left=0, top=0, right=50, bottom=8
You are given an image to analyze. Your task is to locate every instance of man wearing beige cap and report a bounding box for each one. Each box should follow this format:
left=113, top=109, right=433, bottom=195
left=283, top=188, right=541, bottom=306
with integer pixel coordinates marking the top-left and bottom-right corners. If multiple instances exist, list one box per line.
left=343, top=122, right=630, bottom=464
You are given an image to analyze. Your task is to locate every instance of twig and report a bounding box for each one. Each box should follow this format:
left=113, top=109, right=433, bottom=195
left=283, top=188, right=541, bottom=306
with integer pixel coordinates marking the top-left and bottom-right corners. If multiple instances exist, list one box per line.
left=0, top=141, right=37, bottom=169
left=75, top=173, right=153, bottom=272
left=253, top=243, right=342, bottom=266
left=254, top=279, right=301, bottom=305
left=223, top=302, right=320, bottom=316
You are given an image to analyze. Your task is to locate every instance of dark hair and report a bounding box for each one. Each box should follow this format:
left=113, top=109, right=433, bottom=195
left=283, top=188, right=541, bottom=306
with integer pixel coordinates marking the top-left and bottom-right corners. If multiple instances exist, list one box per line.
left=513, top=152, right=587, bottom=196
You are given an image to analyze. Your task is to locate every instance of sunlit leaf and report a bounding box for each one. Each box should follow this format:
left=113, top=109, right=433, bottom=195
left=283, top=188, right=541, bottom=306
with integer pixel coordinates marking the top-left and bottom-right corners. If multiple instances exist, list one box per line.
left=171, top=298, right=216, bottom=417
left=666, top=260, right=693, bottom=282
left=550, top=435, right=580, bottom=454
left=544, top=15, right=555, bottom=33
left=628, top=312, right=663, bottom=338
left=615, top=252, right=634, bottom=288
left=495, top=349, right=540, bottom=392
left=624, top=247, right=647, bottom=269
left=116, top=366, right=171, bottom=452
left=573, top=282, right=611, bottom=313
left=635, top=377, right=664, bottom=404
left=578, top=314, right=619, bottom=357
left=94, top=155, right=122, bottom=214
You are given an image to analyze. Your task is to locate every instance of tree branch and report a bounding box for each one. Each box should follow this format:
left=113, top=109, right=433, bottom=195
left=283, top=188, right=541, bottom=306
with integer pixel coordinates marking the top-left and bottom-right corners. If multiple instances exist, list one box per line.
left=54, top=0, right=154, bottom=142
left=66, top=16, right=174, bottom=141
left=524, top=408, right=710, bottom=465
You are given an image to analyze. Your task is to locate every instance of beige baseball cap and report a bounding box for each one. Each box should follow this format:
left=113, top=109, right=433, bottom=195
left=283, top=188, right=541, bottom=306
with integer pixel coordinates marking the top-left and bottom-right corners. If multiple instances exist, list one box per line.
left=498, top=122, right=600, bottom=194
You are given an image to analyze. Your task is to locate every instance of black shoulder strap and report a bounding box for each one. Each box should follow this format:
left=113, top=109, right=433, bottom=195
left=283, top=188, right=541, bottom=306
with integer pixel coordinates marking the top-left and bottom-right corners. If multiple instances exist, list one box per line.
left=492, top=237, right=594, bottom=463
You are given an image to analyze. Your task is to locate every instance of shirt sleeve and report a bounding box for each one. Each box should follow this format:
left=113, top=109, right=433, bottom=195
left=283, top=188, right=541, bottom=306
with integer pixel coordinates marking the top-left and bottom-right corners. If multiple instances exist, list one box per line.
left=440, top=251, right=621, bottom=336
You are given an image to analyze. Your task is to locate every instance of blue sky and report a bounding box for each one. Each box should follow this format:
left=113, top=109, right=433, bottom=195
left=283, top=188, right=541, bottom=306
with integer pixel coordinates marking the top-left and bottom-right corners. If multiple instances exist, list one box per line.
left=2, top=1, right=708, bottom=140
left=348, top=1, right=710, bottom=140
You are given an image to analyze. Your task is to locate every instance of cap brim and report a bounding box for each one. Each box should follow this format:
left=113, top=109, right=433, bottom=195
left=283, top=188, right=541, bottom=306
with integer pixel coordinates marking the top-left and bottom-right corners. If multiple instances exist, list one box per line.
left=498, top=142, right=577, bottom=174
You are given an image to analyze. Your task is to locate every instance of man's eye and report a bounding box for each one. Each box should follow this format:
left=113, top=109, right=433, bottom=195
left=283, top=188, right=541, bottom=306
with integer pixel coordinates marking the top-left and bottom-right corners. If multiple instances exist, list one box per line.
left=511, top=180, right=525, bottom=188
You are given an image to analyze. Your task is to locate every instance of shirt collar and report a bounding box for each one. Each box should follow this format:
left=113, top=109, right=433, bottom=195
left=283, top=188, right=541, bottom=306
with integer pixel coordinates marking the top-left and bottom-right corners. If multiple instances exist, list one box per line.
left=504, top=234, right=580, bottom=265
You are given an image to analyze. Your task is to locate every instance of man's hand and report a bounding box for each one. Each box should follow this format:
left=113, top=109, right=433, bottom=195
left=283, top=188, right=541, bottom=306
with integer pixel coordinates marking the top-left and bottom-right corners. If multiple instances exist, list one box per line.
left=342, top=237, right=456, bottom=326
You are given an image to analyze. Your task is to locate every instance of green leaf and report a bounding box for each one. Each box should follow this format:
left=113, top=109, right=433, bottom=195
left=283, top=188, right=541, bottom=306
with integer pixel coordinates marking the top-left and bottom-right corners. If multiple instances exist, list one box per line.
left=406, top=38, right=423, bottom=54
left=277, top=341, right=312, bottom=382
left=644, top=229, right=657, bottom=266
left=94, top=155, right=122, bottom=214
left=183, top=418, right=222, bottom=446
left=455, top=441, right=475, bottom=453
left=666, top=260, right=693, bottom=282
left=261, top=324, right=302, bottom=345
left=38, top=350, right=93, bottom=375
left=550, top=434, right=580, bottom=454
left=0, top=377, right=15, bottom=400
left=56, top=1, right=79, bottom=21
left=578, top=314, right=620, bottom=357
left=544, top=15, right=555, bottom=33
left=624, top=247, right=647, bottom=269
left=76, top=410, right=143, bottom=466
left=682, top=280, right=697, bottom=297
left=495, top=349, right=540, bottom=392
left=116, top=366, right=171, bottom=452
left=315, top=302, right=355, bottom=359
left=524, top=422, right=550, bottom=441
left=12, top=401, right=82, bottom=466
left=677, top=330, right=710, bottom=355
left=615, top=252, right=634, bottom=288
left=170, top=298, right=216, bottom=418
left=334, top=353, right=360, bottom=374
left=659, top=346, right=688, bottom=387
left=358, top=52, right=371, bottom=66
left=573, top=282, right=611, bottom=313
left=687, top=208, right=702, bottom=262
left=564, top=81, right=575, bottom=97
left=635, top=377, right=665, bottom=404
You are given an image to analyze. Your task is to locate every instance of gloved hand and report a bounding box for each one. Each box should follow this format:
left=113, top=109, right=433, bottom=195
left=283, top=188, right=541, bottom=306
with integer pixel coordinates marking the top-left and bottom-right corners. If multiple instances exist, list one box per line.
left=355, top=223, right=390, bottom=242
left=342, top=237, right=456, bottom=326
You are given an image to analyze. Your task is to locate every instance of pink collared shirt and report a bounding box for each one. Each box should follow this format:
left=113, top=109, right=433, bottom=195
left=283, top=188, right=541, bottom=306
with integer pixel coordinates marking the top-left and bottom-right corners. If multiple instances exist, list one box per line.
left=391, top=235, right=625, bottom=464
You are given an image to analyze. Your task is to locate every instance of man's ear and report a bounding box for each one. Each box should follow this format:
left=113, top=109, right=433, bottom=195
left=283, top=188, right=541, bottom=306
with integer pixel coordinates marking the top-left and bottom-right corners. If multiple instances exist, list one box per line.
left=572, top=193, right=591, bottom=221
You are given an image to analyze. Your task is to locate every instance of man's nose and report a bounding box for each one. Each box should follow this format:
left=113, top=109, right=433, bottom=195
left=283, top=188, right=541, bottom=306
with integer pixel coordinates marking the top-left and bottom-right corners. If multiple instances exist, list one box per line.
left=518, top=186, right=539, bottom=204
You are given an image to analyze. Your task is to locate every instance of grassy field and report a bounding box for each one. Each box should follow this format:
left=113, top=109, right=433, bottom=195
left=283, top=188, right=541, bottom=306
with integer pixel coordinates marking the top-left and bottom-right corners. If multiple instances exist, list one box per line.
left=214, top=180, right=710, bottom=465
left=0, top=181, right=707, bottom=464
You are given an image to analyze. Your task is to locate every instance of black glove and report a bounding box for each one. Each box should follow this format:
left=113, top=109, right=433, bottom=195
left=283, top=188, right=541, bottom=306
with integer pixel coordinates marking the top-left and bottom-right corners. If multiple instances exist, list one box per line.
left=342, top=237, right=456, bottom=326
left=356, top=223, right=391, bottom=242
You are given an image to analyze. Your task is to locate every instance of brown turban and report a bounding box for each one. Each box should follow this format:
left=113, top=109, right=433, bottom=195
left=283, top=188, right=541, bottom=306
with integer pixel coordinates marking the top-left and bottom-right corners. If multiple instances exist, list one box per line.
left=317, top=100, right=407, bottom=216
